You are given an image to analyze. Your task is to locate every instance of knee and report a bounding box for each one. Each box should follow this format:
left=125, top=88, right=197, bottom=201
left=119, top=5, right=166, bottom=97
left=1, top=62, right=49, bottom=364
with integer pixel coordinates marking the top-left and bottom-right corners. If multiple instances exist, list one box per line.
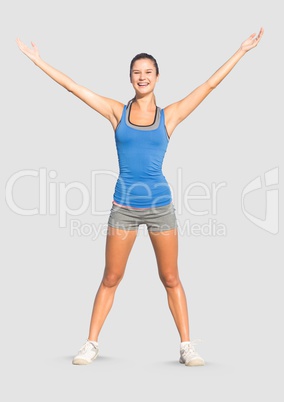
left=102, top=271, right=123, bottom=288
left=160, top=272, right=180, bottom=288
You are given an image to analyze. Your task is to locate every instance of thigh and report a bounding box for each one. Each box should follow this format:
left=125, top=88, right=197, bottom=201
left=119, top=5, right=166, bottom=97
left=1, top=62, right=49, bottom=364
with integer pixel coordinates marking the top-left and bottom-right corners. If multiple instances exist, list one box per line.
left=146, top=202, right=178, bottom=232
left=104, top=226, right=138, bottom=278
left=148, top=228, right=179, bottom=281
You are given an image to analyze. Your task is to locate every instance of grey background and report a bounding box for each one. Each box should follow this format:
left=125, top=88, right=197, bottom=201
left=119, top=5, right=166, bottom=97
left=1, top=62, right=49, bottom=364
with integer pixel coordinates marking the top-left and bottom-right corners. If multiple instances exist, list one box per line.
left=1, top=0, right=283, bottom=401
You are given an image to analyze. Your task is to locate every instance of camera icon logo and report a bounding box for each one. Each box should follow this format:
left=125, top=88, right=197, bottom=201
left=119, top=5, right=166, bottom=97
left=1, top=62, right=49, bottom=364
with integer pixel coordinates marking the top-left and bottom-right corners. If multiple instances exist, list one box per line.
left=241, top=167, right=279, bottom=234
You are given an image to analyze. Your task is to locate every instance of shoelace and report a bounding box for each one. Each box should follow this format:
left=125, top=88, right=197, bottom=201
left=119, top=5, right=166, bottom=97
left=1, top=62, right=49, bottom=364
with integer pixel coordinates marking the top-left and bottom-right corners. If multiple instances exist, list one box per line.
left=80, top=341, right=97, bottom=354
left=181, top=339, right=203, bottom=354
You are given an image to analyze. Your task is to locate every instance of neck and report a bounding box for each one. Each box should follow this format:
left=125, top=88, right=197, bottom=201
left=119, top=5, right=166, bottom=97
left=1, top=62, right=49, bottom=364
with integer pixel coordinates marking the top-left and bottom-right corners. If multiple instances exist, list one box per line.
left=132, top=93, right=156, bottom=110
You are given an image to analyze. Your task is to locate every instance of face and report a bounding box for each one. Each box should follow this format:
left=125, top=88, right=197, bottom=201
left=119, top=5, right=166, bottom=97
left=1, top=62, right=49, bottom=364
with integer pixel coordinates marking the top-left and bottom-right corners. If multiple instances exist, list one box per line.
left=130, top=58, right=159, bottom=95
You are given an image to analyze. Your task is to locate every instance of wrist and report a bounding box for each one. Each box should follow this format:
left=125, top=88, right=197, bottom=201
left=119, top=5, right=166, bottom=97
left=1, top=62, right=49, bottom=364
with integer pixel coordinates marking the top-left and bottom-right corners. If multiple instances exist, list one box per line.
left=33, top=56, right=42, bottom=67
left=237, top=47, right=247, bottom=57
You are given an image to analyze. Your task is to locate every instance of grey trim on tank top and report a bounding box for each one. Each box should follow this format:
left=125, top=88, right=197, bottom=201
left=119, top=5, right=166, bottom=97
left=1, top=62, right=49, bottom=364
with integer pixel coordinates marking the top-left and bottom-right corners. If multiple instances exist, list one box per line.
left=126, top=101, right=161, bottom=131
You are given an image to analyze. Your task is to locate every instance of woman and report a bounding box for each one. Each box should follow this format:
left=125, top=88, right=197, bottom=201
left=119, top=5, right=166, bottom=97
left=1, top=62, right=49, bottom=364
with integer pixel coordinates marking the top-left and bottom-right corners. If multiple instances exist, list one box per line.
left=16, top=27, right=264, bottom=367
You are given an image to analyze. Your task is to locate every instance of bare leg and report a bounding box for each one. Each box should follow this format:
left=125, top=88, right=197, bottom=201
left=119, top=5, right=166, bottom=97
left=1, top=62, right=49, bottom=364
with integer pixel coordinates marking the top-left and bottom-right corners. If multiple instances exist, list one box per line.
left=148, top=228, right=190, bottom=342
left=88, top=226, right=138, bottom=341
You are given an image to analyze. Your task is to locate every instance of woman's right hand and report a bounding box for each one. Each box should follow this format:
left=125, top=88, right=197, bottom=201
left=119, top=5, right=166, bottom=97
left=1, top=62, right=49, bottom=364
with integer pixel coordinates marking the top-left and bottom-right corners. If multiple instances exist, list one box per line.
left=15, top=37, right=123, bottom=127
left=16, top=38, right=40, bottom=63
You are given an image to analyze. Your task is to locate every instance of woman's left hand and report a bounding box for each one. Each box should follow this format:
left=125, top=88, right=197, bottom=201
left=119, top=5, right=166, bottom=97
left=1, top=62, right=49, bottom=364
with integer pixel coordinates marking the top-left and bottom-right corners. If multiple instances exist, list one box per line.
left=240, top=27, right=264, bottom=52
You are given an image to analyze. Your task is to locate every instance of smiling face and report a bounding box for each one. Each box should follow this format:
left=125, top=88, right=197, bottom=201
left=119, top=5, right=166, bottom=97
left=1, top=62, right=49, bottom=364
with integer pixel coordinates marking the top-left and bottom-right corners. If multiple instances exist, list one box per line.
left=130, top=58, right=159, bottom=96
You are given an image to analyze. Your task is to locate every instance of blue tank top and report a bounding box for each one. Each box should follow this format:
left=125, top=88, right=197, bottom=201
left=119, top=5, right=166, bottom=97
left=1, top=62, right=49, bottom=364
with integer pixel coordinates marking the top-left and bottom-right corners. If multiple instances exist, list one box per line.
left=113, top=101, right=172, bottom=208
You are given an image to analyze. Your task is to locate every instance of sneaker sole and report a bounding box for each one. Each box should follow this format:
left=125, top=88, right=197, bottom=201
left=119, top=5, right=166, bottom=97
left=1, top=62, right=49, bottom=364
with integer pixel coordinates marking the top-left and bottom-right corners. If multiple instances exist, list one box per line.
left=180, top=357, right=205, bottom=366
left=185, top=358, right=205, bottom=367
left=72, top=355, right=98, bottom=365
left=72, top=358, right=92, bottom=365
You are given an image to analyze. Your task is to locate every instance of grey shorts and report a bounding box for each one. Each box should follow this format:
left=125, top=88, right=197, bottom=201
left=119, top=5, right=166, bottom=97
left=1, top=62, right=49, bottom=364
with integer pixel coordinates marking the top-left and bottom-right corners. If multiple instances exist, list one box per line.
left=107, top=202, right=178, bottom=232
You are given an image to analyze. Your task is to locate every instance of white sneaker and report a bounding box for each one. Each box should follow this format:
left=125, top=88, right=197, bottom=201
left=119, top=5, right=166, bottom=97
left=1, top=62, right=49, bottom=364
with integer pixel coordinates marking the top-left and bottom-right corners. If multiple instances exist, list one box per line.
left=72, top=340, right=99, bottom=365
left=179, top=340, right=205, bottom=366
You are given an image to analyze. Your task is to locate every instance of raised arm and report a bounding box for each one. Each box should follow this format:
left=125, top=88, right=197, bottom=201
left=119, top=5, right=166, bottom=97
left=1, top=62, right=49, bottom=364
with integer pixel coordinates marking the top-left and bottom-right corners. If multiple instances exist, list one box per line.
left=164, top=27, right=264, bottom=137
left=16, top=38, right=123, bottom=129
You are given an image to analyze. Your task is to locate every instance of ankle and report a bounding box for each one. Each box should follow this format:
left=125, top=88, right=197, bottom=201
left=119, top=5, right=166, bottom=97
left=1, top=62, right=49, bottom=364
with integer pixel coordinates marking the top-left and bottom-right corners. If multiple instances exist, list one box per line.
left=87, top=338, right=99, bottom=345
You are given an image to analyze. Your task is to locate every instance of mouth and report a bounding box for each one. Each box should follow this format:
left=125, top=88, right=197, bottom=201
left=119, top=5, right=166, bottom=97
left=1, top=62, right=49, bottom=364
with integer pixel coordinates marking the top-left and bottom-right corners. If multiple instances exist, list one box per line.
left=137, top=83, right=149, bottom=87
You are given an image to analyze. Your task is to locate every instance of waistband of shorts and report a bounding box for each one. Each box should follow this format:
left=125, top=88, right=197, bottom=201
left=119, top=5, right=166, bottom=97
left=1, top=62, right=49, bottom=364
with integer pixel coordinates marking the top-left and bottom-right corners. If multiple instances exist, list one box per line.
left=112, top=201, right=173, bottom=211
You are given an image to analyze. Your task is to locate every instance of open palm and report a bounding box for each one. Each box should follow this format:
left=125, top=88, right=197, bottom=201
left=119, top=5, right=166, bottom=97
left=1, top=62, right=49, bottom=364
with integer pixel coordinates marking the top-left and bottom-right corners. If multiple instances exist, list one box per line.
left=240, top=27, right=264, bottom=52
left=16, top=38, right=40, bottom=62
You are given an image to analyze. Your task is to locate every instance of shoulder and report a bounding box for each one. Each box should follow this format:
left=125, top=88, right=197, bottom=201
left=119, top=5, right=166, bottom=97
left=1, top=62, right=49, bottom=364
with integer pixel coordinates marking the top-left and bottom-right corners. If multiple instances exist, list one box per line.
left=108, top=101, right=125, bottom=129
left=110, top=99, right=125, bottom=117
left=160, top=103, right=179, bottom=138
left=162, top=103, right=177, bottom=118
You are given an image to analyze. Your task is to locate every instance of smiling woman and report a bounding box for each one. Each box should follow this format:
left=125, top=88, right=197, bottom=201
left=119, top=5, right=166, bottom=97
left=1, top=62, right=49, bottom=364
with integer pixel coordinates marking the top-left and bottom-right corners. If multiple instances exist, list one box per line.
left=127, top=53, right=160, bottom=125
left=16, top=27, right=264, bottom=367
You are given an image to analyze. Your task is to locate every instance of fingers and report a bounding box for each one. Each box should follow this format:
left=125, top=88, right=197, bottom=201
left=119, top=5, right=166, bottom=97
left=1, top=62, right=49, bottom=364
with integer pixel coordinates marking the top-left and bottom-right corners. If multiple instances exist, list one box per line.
left=16, top=37, right=26, bottom=50
left=255, top=27, right=264, bottom=38
left=16, top=38, right=24, bottom=51
left=240, top=26, right=264, bottom=51
left=248, top=26, right=264, bottom=43
left=254, top=27, right=264, bottom=44
left=16, top=38, right=39, bottom=56
left=246, top=27, right=264, bottom=48
left=258, top=26, right=264, bottom=39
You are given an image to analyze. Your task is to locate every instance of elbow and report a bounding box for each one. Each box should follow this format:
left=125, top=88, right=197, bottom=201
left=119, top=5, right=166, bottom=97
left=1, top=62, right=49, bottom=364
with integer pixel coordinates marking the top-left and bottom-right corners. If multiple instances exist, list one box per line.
left=66, top=81, right=77, bottom=93
left=206, top=79, right=217, bottom=90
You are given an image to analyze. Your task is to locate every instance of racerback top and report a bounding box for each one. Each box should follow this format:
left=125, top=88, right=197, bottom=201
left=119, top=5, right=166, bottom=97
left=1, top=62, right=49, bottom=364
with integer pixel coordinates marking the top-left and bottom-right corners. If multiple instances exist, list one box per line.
left=112, top=100, right=172, bottom=208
